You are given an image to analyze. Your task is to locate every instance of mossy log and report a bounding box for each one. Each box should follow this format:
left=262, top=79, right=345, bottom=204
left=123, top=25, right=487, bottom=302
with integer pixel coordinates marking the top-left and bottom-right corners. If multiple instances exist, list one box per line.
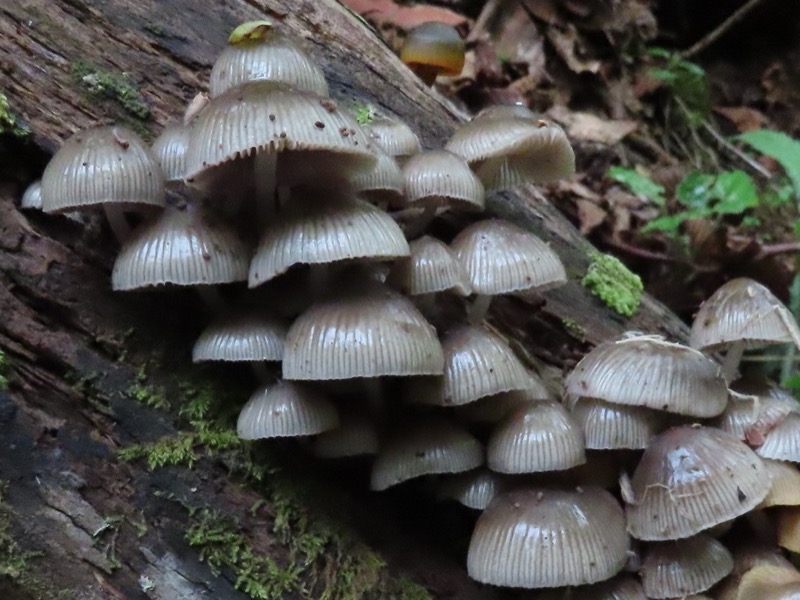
left=0, top=0, right=688, bottom=598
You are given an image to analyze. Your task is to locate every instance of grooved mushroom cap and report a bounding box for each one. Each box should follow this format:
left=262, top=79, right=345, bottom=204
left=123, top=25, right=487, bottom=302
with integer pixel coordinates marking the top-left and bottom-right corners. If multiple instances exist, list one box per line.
left=210, top=20, right=328, bottom=98
left=151, top=122, right=190, bottom=182
left=624, top=426, right=771, bottom=541
left=112, top=203, right=249, bottom=290
left=759, top=459, right=800, bottom=508
left=777, top=507, right=800, bottom=553
left=311, top=413, right=379, bottom=458
left=640, top=534, right=733, bottom=598
left=41, top=125, right=165, bottom=213
left=467, top=487, right=629, bottom=588
left=569, top=397, right=664, bottom=450
left=370, top=418, right=483, bottom=490
left=282, top=283, right=444, bottom=380
left=756, top=413, right=800, bottom=462
left=736, top=565, right=800, bottom=600
left=402, top=150, right=484, bottom=212
left=400, top=22, right=465, bottom=83
left=192, top=311, right=288, bottom=362
left=564, top=334, right=728, bottom=417
left=713, top=389, right=797, bottom=443
left=455, top=388, right=548, bottom=423
left=451, top=219, right=567, bottom=296
left=536, top=574, right=647, bottom=600
left=248, top=193, right=409, bottom=287
left=236, top=380, right=339, bottom=439
left=185, top=81, right=375, bottom=183
left=487, top=401, right=586, bottom=473
left=690, top=278, right=800, bottom=351
left=351, top=146, right=404, bottom=206
left=362, top=115, right=421, bottom=160
left=387, top=235, right=472, bottom=297
left=438, top=468, right=505, bottom=510
left=445, top=105, right=575, bottom=191
left=21, top=180, right=42, bottom=210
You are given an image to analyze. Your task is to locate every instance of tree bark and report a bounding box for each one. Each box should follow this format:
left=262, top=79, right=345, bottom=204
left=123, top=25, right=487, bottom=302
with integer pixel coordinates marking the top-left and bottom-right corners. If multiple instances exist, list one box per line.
left=0, top=0, right=689, bottom=598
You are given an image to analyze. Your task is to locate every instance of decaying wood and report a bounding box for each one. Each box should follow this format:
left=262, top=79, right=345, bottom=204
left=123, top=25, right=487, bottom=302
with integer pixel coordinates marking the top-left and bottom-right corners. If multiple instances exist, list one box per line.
left=0, top=0, right=689, bottom=597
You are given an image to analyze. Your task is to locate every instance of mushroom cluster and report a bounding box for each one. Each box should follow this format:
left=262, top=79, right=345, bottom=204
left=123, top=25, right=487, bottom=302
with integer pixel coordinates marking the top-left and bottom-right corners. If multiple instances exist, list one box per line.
left=23, top=16, right=800, bottom=599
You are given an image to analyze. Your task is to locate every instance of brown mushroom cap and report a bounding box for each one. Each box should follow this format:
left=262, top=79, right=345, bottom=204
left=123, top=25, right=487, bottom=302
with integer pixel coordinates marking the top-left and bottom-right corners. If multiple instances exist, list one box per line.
left=755, top=413, right=800, bottom=463
left=41, top=125, right=165, bottom=213
left=758, top=459, right=800, bottom=508
left=437, top=468, right=506, bottom=510
left=402, top=149, right=485, bottom=212
left=640, top=534, right=733, bottom=598
left=350, top=146, right=405, bottom=207
left=400, top=22, right=465, bottom=84
left=210, top=20, right=328, bottom=97
left=362, top=115, right=421, bottom=161
left=624, top=426, right=771, bottom=541
left=564, top=334, right=728, bottom=418
left=151, top=122, right=190, bottom=182
left=192, top=310, right=288, bottom=363
left=370, top=418, right=483, bottom=490
left=282, top=282, right=444, bottom=380
left=569, top=397, right=664, bottom=450
left=736, top=565, right=800, bottom=600
left=451, top=219, right=567, bottom=296
left=236, top=380, right=339, bottom=439
left=467, top=487, right=629, bottom=588
left=386, top=235, right=472, bottom=297
left=713, top=389, right=797, bottom=443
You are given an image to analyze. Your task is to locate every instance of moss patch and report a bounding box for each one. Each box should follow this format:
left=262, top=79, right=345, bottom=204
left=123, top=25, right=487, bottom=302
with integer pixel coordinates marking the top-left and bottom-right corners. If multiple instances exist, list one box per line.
left=581, top=252, right=643, bottom=317
left=0, top=349, right=8, bottom=391
left=353, top=104, right=376, bottom=125
left=0, top=92, right=32, bottom=139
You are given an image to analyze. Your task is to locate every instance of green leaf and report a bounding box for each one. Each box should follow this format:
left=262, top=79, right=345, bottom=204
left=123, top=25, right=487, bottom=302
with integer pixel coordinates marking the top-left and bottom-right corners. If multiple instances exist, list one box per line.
left=608, top=166, right=665, bottom=206
left=676, top=172, right=714, bottom=210
left=711, top=170, right=758, bottom=214
left=739, top=129, right=800, bottom=199
left=641, top=212, right=693, bottom=234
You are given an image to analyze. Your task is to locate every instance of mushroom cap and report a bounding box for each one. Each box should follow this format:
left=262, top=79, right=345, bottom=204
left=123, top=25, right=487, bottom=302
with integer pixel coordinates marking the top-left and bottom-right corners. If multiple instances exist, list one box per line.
left=756, top=413, right=800, bottom=462
left=777, top=507, right=800, bottom=553
left=192, top=310, right=288, bottom=362
left=445, top=105, right=575, bottom=190
left=624, top=426, right=771, bottom=541
left=569, top=397, right=664, bottom=450
left=362, top=115, right=421, bottom=160
left=454, top=388, right=548, bottom=424
left=713, top=389, right=797, bottom=443
left=467, top=486, right=629, bottom=588
left=185, top=81, right=375, bottom=184
left=210, top=20, right=328, bottom=97
left=386, top=235, right=472, bottom=297
left=564, top=334, right=728, bottom=417
left=282, top=282, right=444, bottom=380
left=451, top=219, right=567, bottom=296
left=370, top=418, right=483, bottom=490
left=402, top=149, right=484, bottom=212
left=736, top=565, right=800, bottom=600
left=21, top=180, right=42, bottom=210
left=236, top=380, right=339, bottom=439
left=759, top=459, right=800, bottom=508
left=640, top=534, right=733, bottom=598
left=41, top=125, right=165, bottom=213
left=111, top=202, right=249, bottom=290
left=437, top=468, right=505, bottom=510
left=400, top=22, right=465, bottom=77
left=248, top=192, right=409, bottom=287
left=350, top=146, right=404, bottom=206
left=487, top=401, right=586, bottom=473
left=311, top=412, right=379, bottom=458
left=151, top=122, right=190, bottom=182
left=690, top=278, right=800, bottom=351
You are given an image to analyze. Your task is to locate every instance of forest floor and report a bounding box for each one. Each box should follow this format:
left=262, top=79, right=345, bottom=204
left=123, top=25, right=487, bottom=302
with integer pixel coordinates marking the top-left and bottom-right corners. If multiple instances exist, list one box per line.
left=345, top=0, right=800, bottom=389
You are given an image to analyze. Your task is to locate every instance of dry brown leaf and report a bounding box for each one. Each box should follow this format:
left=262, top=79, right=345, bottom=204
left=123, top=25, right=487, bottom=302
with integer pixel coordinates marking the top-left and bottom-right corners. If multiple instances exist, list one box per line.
left=549, top=106, right=636, bottom=144
left=713, top=106, right=768, bottom=132
left=546, top=24, right=601, bottom=74
left=575, top=198, right=607, bottom=234
left=341, top=0, right=467, bottom=31
left=522, top=0, right=562, bottom=25
left=493, top=3, right=547, bottom=80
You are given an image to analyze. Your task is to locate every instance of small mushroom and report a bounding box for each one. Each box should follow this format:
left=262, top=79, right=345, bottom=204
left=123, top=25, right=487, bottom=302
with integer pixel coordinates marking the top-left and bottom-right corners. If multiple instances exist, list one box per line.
left=436, top=468, right=506, bottom=510
left=736, top=564, right=800, bottom=600
left=361, top=114, right=421, bottom=164
left=568, top=397, right=664, bottom=450
left=400, top=22, right=465, bottom=85
left=386, top=235, right=472, bottom=299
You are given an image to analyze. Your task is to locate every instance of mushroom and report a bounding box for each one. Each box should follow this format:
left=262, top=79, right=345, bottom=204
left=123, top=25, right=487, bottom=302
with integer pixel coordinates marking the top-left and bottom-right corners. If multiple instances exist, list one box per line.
left=41, top=125, right=165, bottom=242
left=466, top=487, right=629, bottom=588
left=755, top=412, right=800, bottom=462
left=361, top=114, right=421, bottom=164
left=400, top=22, right=465, bottom=85
left=567, top=397, right=664, bottom=450
left=690, top=277, right=800, bottom=382
left=736, top=564, right=800, bottom=600
left=639, top=534, right=733, bottom=598
left=451, top=219, right=567, bottom=322
left=436, top=468, right=506, bottom=510
left=20, top=180, right=41, bottom=210
left=350, top=145, right=405, bottom=208
left=713, top=388, right=797, bottom=444
left=151, top=122, right=190, bottom=183
left=714, top=541, right=796, bottom=600
left=758, top=459, right=800, bottom=509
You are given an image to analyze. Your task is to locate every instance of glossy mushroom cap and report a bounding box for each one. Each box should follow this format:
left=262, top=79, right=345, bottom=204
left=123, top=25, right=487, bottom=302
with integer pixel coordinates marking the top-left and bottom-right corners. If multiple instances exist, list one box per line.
left=445, top=105, right=575, bottom=191
left=640, top=534, right=733, bottom=598
left=402, top=149, right=484, bottom=212
left=283, top=282, right=444, bottom=380
left=569, top=397, right=664, bottom=450
left=236, top=380, right=339, bottom=439
left=736, top=565, right=800, bottom=600
left=192, top=310, right=288, bottom=362
left=248, top=192, right=409, bottom=287
left=564, top=334, right=728, bottom=417
left=350, top=146, right=404, bottom=207
left=151, top=122, right=190, bottom=182
left=451, top=219, right=567, bottom=295
left=759, top=459, right=800, bottom=508
left=210, top=20, right=328, bottom=97
left=755, top=413, right=800, bottom=463
left=362, top=115, right=421, bottom=161
left=370, top=418, right=483, bottom=490
left=21, top=180, right=42, bottom=210
left=690, top=277, right=800, bottom=351
left=41, top=125, right=165, bottom=213
left=111, top=202, right=249, bottom=290
left=624, top=426, right=770, bottom=541
left=437, top=468, right=505, bottom=510
left=713, top=389, right=797, bottom=444
left=386, top=235, right=472, bottom=297
left=400, top=22, right=465, bottom=85
left=467, top=487, right=629, bottom=588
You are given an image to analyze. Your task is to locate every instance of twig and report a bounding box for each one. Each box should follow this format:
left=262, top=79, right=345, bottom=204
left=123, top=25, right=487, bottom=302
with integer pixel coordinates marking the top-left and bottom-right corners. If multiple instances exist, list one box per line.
left=466, top=0, right=503, bottom=43
left=699, top=119, right=773, bottom=180
left=682, top=0, right=767, bottom=58
left=600, top=234, right=676, bottom=262
left=754, top=241, right=800, bottom=261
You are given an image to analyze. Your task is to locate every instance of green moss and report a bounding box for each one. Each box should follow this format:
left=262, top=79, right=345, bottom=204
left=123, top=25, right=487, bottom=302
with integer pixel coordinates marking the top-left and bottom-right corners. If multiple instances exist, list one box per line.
left=353, top=104, right=375, bottom=126
left=71, top=60, right=150, bottom=121
left=561, top=318, right=585, bottom=340
left=0, top=92, right=32, bottom=138
left=0, top=349, right=8, bottom=391
left=581, top=253, right=643, bottom=317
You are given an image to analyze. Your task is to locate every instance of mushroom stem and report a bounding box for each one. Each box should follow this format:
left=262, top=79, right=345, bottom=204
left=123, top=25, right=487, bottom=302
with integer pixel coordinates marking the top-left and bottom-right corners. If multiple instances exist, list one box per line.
left=721, top=341, right=745, bottom=382
left=468, top=294, right=492, bottom=324
left=405, top=204, right=437, bottom=239
left=195, top=286, right=227, bottom=316
left=308, top=264, right=330, bottom=299
left=277, top=184, right=291, bottom=212
left=254, top=151, right=277, bottom=228
left=103, top=204, right=133, bottom=243
left=250, top=361, right=273, bottom=383
left=363, top=378, right=386, bottom=422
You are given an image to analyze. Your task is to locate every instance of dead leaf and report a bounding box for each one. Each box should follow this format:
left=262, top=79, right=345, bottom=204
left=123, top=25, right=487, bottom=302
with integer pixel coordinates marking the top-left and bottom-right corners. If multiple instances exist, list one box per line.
left=549, top=106, right=637, bottom=144
left=522, top=0, right=562, bottom=25
left=713, top=106, right=768, bottom=132
left=341, top=0, right=467, bottom=31
left=546, top=24, right=601, bottom=74
left=576, top=198, right=607, bottom=234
